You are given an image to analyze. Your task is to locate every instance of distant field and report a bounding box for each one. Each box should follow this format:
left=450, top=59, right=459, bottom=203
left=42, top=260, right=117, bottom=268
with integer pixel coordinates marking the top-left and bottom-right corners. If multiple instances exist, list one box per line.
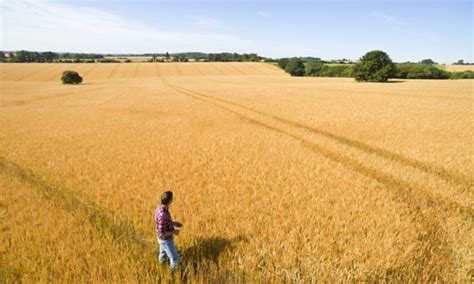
left=105, top=56, right=153, bottom=62
left=444, top=64, right=474, bottom=72
left=0, top=62, right=283, bottom=82
left=0, top=63, right=472, bottom=282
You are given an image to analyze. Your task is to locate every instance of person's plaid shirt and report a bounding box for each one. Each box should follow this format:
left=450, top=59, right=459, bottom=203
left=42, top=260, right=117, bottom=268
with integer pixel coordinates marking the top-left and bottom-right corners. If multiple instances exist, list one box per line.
left=155, top=204, right=174, bottom=239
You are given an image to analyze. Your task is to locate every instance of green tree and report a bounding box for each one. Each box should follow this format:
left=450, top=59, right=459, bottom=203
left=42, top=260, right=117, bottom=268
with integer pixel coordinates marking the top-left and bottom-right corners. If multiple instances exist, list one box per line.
left=61, top=70, right=83, bottom=84
left=285, top=58, right=305, bottom=76
left=353, top=50, right=395, bottom=82
left=305, top=61, right=328, bottom=76
left=420, top=59, right=436, bottom=64
left=277, top=58, right=289, bottom=69
left=456, top=59, right=464, bottom=65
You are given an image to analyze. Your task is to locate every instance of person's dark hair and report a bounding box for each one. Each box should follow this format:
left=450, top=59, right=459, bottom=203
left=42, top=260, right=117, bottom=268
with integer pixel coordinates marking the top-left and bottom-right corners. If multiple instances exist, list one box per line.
left=161, top=191, right=173, bottom=205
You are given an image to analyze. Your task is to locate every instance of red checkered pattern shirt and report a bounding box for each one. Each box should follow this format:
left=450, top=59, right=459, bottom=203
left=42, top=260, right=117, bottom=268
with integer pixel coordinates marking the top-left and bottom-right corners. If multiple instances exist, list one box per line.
left=155, top=204, right=174, bottom=239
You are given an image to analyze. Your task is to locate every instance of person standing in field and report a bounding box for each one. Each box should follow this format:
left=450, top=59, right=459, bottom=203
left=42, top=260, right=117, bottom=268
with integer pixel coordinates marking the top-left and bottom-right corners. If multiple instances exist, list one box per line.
left=155, top=191, right=183, bottom=271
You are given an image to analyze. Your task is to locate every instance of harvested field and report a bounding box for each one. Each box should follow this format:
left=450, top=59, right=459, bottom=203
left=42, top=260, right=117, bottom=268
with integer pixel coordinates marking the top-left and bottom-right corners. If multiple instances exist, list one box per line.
left=444, top=64, right=474, bottom=72
left=0, top=62, right=472, bottom=282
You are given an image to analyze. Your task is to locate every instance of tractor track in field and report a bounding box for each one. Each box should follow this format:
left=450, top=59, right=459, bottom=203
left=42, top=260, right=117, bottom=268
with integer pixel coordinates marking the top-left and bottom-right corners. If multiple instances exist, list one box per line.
left=245, top=63, right=271, bottom=75
left=159, top=77, right=457, bottom=280
left=132, top=63, right=139, bottom=78
left=226, top=63, right=247, bottom=75
left=106, top=64, right=121, bottom=79
left=175, top=64, right=183, bottom=76
left=80, top=64, right=99, bottom=78
left=208, top=63, right=226, bottom=75
left=155, top=63, right=161, bottom=77
left=0, top=83, right=123, bottom=107
left=0, top=156, right=241, bottom=282
left=160, top=77, right=473, bottom=279
left=45, top=64, right=82, bottom=82
left=12, top=64, right=59, bottom=82
left=160, top=77, right=472, bottom=216
left=192, top=63, right=204, bottom=76
left=0, top=158, right=158, bottom=271
left=199, top=76, right=471, bottom=102
left=0, top=64, right=31, bottom=76
left=167, top=77, right=473, bottom=191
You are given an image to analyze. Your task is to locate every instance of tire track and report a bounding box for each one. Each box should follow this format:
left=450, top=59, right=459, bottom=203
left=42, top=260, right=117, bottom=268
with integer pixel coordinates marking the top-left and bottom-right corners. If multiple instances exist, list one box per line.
left=245, top=63, right=270, bottom=75
left=80, top=63, right=99, bottom=78
left=0, top=83, right=119, bottom=107
left=175, top=63, right=183, bottom=76
left=209, top=63, right=225, bottom=75
left=261, top=62, right=285, bottom=74
left=161, top=77, right=473, bottom=217
left=169, top=79, right=473, bottom=190
left=0, top=158, right=159, bottom=274
left=106, top=63, right=120, bottom=79
left=226, top=63, right=246, bottom=75
left=0, top=64, right=31, bottom=76
left=160, top=77, right=456, bottom=280
left=133, top=63, right=139, bottom=78
left=199, top=76, right=471, bottom=102
left=13, top=64, right=59, bottom=82
left=45, top=63, right=82, bottom=82
left=192, top=63, right=204, bottom=76
left=155, top=63, right=161, bottom=77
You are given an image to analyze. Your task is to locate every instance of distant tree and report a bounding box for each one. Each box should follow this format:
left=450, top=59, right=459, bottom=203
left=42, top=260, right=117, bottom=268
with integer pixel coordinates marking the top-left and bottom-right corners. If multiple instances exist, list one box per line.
left=420, top=59, right=436, bottom=65
left=285, top=58, right=305, bottom=76
left=456, top=59, right=464, bottom=65
left=0, top=51, right=5, bottom=62
left=306, top=61, right=328, bottom=76
left=165, top=52, right=170, bottom=61
left=277, top=58, right=289, bottom=69
left=61, top=70, right=83, bottom=84
left=152, top=55, right=157, bottom=62
left=394, top=63, right=450, bottom=79
left=353, top=50, right=395, bottom=82
left=450, top=70, right=474, bottom=79
left=43, top=51, right=58, bottom=62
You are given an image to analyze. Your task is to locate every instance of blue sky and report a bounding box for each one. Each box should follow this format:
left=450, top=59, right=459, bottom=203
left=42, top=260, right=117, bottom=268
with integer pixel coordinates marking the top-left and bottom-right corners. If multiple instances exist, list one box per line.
left=1, top=0, right=472, bottom=63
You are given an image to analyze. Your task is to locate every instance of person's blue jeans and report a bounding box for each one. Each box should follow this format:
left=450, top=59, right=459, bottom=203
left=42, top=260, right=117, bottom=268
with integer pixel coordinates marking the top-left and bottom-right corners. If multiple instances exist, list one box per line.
left=157, top=237, right=179, bottom=271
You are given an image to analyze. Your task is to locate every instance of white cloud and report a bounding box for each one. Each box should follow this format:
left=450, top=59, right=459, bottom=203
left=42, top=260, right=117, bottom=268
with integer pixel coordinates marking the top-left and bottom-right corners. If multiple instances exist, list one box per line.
left=0, top=0, right=324, bottom=58
left=0, top=0, right=251, bottom=53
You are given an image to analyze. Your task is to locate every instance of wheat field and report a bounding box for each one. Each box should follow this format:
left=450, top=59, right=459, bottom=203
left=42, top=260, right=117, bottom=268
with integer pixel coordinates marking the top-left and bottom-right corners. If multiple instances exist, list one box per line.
left=444, top=64, right=474, bottom=72
left=0, top=62, right=472, bottom=282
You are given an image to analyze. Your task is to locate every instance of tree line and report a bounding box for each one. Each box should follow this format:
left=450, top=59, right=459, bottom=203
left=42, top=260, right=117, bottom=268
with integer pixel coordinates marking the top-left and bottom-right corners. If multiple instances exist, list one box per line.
left=0, top=50, right=105, bottom=63
left=207, top=53, right=262, bottom=62
left=278, top=52, right=474, bottom=81
left=0, top=50, right=265, bottom=63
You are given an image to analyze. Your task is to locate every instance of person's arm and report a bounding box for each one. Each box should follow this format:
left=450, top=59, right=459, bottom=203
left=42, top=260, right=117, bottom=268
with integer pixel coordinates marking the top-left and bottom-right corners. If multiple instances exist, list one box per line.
left=162, top=230, right=179, bottom=238
left=173, top=221, right=183, bottom=228
left=158, top=211, right=180, bottom=239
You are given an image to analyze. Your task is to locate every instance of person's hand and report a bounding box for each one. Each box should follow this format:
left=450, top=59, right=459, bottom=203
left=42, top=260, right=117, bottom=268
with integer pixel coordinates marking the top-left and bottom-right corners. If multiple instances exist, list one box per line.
left=173, top=230, right=180, bottom=236
left=174, top=222, right=183, bottom=228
